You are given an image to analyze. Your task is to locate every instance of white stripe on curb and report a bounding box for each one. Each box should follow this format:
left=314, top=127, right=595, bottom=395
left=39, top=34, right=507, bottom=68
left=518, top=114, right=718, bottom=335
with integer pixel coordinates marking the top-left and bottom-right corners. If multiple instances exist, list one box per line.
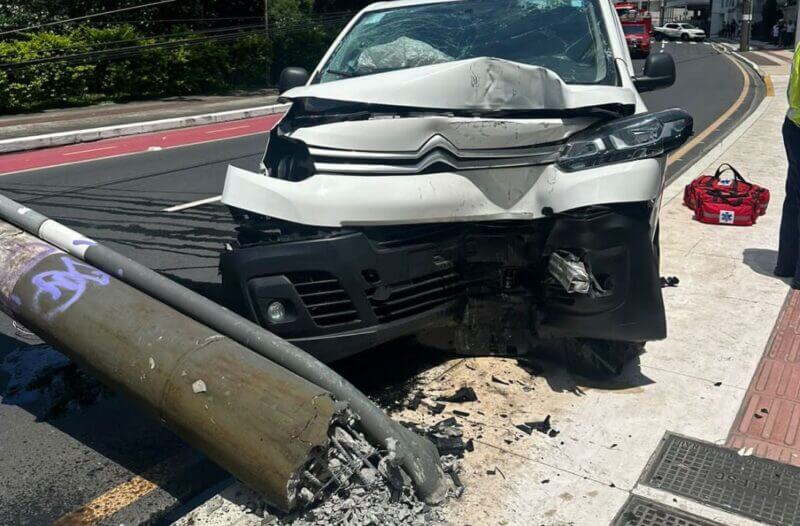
left=0, top=103, right=290, bottom=154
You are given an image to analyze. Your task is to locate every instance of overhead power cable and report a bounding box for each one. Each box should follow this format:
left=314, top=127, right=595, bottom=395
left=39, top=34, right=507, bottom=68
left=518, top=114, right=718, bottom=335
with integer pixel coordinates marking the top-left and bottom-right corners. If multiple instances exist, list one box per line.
left=0, top=15, right=352, bottom=70
left=0, top=0, right=176, bottom=37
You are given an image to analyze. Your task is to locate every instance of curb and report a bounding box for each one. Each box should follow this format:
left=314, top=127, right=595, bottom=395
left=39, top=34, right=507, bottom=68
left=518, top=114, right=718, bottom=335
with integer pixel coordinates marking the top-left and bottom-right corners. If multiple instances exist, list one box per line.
left=0, top=103, right=290, bottom=154
left=713, top=41, right=765, bottom=78
left=662, top=88, right=773, bottom=203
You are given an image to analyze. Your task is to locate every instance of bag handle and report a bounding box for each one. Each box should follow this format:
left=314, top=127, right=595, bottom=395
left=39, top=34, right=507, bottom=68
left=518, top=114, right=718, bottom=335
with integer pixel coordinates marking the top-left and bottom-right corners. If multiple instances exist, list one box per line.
left=709, top=163, right=752, bottom=192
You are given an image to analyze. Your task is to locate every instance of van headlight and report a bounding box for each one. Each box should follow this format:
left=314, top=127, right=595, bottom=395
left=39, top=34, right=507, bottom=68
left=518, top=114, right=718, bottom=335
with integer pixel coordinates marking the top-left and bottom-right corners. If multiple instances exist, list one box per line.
left=263, top=133, right=315, bottom=182
left=557, top=109, right=693, bottom=172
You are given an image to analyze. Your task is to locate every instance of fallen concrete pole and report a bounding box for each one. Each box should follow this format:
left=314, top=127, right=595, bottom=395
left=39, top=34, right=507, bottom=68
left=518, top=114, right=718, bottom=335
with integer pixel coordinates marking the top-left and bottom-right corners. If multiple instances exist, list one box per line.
left=0, top=194, right=449, bottom=504
left=0, top=220, right=345, bottom=511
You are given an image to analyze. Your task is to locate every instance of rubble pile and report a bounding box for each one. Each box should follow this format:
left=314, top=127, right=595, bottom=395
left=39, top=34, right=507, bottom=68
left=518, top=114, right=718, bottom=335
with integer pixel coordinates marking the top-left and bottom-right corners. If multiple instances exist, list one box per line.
left=262, top=415, right=463, bottom=526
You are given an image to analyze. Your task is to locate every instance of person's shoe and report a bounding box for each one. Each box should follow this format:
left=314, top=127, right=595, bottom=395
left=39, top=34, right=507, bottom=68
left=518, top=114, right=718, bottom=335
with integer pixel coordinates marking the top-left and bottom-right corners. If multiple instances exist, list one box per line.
left=792, top=279, right=800, bottom=290
left=775, top=266, right=795, bottom=278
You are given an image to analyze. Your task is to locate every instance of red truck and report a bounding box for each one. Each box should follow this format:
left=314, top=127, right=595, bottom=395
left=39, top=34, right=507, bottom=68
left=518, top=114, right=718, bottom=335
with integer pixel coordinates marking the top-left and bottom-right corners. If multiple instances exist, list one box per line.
left=615, top=3, right=652, bottom=58
left=622, top=22, right=651, bottom=57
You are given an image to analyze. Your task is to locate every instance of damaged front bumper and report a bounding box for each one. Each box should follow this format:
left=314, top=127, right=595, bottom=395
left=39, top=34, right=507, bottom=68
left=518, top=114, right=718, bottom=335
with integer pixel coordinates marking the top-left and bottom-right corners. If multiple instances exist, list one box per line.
left=222, top=158, right=665, bottom=228
left=220, top=203, right=665, bottom=362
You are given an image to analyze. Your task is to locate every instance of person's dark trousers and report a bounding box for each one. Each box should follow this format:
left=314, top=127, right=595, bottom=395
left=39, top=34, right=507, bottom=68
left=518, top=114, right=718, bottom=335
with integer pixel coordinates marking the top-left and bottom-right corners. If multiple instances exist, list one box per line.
left=776, top=118, right=800, bottom=287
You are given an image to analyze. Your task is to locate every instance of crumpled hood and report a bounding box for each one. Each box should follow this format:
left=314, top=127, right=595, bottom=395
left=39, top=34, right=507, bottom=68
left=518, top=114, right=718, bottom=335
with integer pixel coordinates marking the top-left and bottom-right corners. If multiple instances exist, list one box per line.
left=283, top=57, right=637, bottom=112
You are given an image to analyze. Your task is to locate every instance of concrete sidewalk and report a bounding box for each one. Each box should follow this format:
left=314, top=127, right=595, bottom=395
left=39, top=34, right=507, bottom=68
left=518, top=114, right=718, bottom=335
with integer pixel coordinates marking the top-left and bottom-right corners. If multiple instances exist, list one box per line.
left=170, top=71, right=797, bottom=525
left=0, top=91, right=278, bottom=141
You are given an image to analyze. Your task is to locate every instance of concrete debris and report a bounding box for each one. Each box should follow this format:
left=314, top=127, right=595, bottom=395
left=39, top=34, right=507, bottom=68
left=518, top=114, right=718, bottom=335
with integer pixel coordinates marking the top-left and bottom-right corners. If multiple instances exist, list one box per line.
left=403, top=417, right=473, bottom=459
left=516, top=415, right=560, bottom=438
left=660, top=276, right=680, bottom=288
left=257, top=414, right=461, bottom=526
left=437, top=386, right=478, bottom=403
left=429, top=402, right=446, bottom=415
left=192, top=379, right=207, bottom=394
left=490, top=375, right=509, bottom=385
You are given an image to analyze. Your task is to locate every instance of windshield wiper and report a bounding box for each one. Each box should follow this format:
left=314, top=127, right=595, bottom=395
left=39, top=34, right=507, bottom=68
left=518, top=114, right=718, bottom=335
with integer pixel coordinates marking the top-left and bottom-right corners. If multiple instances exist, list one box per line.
left=325, top=69, right=357, bottom=78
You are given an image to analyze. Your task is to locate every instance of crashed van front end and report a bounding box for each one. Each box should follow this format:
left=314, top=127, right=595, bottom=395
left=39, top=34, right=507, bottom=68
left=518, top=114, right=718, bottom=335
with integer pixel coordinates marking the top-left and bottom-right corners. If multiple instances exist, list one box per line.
left=218, top=0, right=692, bottom=373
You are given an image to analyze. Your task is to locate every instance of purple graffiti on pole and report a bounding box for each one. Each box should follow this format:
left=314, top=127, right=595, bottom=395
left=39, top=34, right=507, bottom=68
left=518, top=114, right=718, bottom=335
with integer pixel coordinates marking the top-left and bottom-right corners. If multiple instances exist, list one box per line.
left=31, top=256, right=110, bottom=319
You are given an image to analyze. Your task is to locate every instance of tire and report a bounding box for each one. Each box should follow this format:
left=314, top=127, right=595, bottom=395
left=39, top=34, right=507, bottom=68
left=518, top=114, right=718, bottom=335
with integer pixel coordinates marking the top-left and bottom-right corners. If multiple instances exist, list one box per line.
left=681, top=33, right=689, bottom=41
left=563, top=339, right=644, bottom=379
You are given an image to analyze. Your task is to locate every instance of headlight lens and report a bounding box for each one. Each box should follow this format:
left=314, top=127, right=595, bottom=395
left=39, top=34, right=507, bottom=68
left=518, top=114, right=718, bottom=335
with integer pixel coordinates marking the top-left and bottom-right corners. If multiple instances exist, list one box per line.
left=557, top=109, right=693, bottom=172
left=263, top=133, right=315, bottom=181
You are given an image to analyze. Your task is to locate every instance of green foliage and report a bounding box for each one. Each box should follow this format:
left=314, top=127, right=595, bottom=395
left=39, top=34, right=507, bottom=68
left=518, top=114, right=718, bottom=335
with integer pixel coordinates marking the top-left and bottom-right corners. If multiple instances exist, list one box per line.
left=270, top=24, right=339, bottom=83
left=0, top=25, right=276, bottom=112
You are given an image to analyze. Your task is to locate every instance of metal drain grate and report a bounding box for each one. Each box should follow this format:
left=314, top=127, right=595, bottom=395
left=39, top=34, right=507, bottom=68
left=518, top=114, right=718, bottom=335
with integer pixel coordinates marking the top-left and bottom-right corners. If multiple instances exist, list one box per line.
left=641, top=433, right=800, bottom=526
left=612, top=496, right=724, bottom=526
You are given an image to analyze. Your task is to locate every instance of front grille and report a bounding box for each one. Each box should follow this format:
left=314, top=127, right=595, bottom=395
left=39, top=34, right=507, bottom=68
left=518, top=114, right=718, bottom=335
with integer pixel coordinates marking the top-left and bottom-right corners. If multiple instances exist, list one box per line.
left=369, top=269, right=465, bottom=323
left=286, top=271, right=360, bottom=327
left=308, top=134, right=560, bottom=175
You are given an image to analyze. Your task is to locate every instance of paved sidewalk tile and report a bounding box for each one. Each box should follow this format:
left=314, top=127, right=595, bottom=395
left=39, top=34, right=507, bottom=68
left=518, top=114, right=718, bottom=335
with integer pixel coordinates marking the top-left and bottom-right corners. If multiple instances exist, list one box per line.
left=728, top=291, right=800, bottom=466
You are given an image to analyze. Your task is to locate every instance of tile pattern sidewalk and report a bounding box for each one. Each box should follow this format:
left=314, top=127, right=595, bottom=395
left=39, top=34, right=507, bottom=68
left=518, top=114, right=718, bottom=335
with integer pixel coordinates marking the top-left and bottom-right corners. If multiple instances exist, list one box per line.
left=728, top=290, right=800, bottom=466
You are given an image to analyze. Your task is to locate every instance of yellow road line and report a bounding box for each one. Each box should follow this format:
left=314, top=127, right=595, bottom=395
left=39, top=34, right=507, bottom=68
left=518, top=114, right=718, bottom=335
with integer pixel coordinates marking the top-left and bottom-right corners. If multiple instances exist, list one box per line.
left=667, top=50, right=751, bottom=167
left=53, top=451, right=194, bottom=526
left=765, top=74, right=775, bottom=97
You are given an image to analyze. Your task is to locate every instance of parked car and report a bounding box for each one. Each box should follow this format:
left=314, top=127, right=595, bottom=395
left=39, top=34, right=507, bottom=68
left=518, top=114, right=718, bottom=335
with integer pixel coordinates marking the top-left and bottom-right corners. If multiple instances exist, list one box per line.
left=655, top=22, right=706, bottom=41
left=219, top=0, right=692, bottom=376
left=623, top=22, right=651, bottom=57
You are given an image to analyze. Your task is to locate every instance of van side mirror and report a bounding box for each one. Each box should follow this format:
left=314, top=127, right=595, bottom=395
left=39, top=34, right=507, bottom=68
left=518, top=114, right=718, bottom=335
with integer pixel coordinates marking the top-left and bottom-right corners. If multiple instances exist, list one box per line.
left=634, top=53, right=676, bottom=92
left=278, top=67, right=310, bottom=94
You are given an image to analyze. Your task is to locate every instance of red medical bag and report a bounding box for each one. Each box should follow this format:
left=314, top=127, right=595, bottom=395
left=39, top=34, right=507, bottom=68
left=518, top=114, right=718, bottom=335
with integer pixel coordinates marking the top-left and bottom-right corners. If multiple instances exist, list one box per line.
left=683, top=164, right=769, bottom=226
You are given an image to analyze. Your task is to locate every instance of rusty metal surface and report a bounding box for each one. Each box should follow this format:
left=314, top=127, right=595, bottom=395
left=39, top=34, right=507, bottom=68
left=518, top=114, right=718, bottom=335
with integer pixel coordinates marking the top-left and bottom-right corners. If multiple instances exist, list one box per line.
left=0, top=221, right=339, bottom=511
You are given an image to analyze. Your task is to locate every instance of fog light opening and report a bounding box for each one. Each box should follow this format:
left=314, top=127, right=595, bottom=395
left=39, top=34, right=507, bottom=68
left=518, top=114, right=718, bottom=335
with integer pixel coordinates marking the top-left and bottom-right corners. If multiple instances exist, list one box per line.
left=267, top=301, right=287, bottom=323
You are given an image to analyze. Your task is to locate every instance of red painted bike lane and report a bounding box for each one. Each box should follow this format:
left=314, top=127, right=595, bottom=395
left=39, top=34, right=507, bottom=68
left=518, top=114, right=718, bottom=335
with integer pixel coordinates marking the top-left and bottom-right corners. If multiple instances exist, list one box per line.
left=0, top=114, right=284, bottom=175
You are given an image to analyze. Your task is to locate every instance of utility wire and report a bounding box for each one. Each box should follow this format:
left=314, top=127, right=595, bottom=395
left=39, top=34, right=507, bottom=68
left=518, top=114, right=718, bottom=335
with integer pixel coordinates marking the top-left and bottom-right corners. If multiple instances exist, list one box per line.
left=9, top=14, right=352, bottom=61
left=0, top=16, right=351, bottom=70
left=0, top=0, right=176, bottom=37
left=15, top=23, right=266, bottom=59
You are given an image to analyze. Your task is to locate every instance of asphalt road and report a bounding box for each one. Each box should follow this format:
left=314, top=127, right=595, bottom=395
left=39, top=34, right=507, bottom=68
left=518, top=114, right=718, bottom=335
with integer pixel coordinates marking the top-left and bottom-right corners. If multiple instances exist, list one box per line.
left=0, top=41, right=764, bottom=525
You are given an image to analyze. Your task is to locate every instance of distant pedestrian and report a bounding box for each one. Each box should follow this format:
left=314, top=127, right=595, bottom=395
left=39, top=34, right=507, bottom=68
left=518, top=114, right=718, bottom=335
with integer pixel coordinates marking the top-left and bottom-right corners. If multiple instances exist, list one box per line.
left=731, top=19, right=738, bottom=38
left=776, top=43, right=800, bottom=287
left=789, top=21, right=796, bottom=46
left=774, top=23, right=781, bottom=46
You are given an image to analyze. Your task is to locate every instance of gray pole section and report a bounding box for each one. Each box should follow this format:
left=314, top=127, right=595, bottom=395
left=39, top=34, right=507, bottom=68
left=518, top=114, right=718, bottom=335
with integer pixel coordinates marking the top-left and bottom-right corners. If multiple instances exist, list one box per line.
left=0, top=194, right=449, bottom=504
left=741, top=0, right=753, bottom=51
left=795, top=0, right=800, bottom=48
left=0, top=221, right=340, bottom=512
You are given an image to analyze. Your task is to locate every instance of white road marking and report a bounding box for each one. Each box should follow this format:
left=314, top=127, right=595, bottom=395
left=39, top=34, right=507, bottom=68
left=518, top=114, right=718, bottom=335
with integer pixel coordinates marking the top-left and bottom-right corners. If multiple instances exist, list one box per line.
left=63, top=145, right=117, bottom=156
left=163, top=195, right=222, bottom=212
left=205, top=125, right=251, bottom=134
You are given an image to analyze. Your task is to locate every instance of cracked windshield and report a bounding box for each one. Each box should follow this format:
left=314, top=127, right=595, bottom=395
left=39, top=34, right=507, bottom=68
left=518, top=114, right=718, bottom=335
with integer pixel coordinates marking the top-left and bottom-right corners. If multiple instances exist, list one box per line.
left=317, top=0, right=617, bottom=85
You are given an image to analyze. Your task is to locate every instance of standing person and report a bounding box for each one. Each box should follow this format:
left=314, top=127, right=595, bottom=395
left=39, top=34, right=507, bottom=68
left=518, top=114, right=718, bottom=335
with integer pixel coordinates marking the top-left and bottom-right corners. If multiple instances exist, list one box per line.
left=731, top=18, right=738, bottom=38
left=775, top=42, right=800, bottom=288
left=774, top=22, right=782, bottom=46
left=789, top=21, right=796, bottom=46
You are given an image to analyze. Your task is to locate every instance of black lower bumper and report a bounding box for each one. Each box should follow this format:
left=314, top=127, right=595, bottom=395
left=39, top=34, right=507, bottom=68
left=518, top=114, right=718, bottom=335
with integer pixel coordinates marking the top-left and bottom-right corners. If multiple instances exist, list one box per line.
left=220, top=204, right=666, bottom=362
left=220, top=227, right=465, bottom=362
